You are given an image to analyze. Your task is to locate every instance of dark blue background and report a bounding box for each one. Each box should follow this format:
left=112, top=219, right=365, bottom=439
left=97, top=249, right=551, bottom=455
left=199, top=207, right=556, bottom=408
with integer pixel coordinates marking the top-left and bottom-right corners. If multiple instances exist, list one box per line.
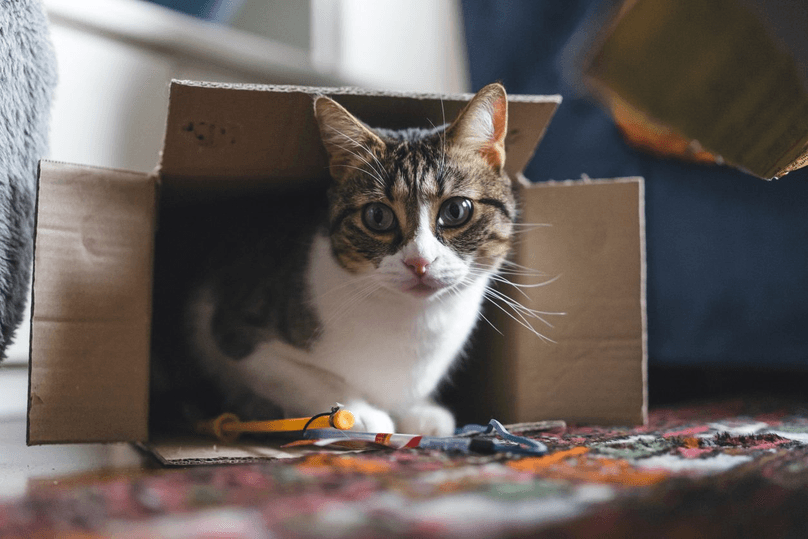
left=462, top=1, right=808, bottom=370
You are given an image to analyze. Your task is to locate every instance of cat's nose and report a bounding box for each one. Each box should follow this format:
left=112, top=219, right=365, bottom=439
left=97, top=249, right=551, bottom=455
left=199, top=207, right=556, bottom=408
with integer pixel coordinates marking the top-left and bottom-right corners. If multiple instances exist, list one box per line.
left=404, top=257, right=431, bottom=277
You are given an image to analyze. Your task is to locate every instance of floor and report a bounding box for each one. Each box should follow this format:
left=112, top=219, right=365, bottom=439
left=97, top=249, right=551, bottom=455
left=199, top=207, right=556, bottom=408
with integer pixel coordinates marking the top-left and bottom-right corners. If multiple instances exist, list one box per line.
left=5, top=358, right=806, bottom=503
left=0, top=365, right=150, bottom=501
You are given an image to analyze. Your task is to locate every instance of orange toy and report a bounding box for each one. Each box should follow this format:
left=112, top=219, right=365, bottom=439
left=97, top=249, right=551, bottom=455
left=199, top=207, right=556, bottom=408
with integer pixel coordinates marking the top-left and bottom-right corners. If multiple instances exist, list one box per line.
left=196, top=408, right=355, bottom=443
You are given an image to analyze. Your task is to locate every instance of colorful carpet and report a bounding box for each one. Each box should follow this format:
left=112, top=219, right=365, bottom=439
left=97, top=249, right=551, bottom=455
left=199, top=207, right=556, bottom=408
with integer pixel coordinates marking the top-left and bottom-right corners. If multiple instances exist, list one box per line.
left=4, top=399, right=808, bottom=538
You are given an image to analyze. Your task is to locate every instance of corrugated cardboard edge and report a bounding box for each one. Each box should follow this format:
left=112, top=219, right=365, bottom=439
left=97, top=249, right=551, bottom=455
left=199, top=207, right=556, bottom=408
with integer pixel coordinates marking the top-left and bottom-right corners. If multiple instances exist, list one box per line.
left=773, top=140, right=808, bottom=179
left=169, top=79, right=563, bottom=104
left=28, top=160, right=159, bottom=444
left=639, top=177, right=648, bottom=422
left=26, top=162, right=43, bottom=446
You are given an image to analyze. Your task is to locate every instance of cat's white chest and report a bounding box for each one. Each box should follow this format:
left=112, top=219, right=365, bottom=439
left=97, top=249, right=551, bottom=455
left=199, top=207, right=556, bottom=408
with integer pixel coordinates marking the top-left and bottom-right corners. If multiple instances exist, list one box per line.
left=307, top=234, right=485, bottom=408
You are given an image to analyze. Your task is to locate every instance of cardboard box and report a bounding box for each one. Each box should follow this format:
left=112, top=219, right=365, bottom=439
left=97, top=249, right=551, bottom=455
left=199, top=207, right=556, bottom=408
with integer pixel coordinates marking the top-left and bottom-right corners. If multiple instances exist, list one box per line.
left=580, top=0, right=808, bottom=179
left=28, top=82, right=646, bottom=462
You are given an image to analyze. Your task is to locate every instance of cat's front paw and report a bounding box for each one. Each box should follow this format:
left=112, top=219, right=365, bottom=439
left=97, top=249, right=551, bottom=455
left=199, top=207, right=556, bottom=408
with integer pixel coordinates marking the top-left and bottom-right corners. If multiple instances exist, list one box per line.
left=397, top=403, right=455, bottom=436
left=345, top=400, right=395, bottom=433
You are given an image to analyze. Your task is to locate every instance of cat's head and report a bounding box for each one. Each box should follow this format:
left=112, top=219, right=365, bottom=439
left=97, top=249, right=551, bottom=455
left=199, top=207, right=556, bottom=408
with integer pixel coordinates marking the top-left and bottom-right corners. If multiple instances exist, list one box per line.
left=313, top=83, right=515, bottom=299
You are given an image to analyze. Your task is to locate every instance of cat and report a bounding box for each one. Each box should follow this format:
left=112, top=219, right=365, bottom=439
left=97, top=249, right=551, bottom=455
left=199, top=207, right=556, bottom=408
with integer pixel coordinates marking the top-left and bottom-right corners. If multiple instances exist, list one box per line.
left=150, top=83, right=517, bottom=436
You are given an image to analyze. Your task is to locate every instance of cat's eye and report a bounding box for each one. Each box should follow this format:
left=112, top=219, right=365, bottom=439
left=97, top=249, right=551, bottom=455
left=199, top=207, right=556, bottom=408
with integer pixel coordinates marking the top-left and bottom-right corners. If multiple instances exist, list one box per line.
left=438, top=197, right=473, bottom=228
left=362, top=203, right=397, bottom=232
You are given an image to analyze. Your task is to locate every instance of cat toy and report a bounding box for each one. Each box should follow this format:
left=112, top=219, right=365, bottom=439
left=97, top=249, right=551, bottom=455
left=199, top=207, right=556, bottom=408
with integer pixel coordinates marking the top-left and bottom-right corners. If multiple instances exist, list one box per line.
left=288, top=419, right=549, bottom=456
left=196, top=407, right=355, bottom=443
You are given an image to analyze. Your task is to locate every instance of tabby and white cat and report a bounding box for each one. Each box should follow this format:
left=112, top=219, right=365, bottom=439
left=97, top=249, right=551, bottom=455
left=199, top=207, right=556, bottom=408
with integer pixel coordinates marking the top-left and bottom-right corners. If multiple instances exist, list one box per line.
left=152, top=83, right=516, bottom=436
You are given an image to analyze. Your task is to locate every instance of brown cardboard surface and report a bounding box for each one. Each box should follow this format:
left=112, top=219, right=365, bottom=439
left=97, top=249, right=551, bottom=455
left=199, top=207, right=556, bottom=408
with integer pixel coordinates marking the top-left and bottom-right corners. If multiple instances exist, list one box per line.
left=158, top=82, right=560, bottom=202
left=28, top=162, right=156, bottom=444
left=142, top=436, right=353, bottom=466
left=512, top=178, right=646, bottom=425
left=455, top=178, right=646, bottom=426
left=583, top=0, right=808, bottom=179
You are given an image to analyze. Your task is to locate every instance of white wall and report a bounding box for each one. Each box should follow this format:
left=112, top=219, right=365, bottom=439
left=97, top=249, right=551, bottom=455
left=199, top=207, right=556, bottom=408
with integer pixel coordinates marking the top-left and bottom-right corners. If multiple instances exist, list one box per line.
left=43, top=0, right=470, bottom=172
left=46, top=23, right=174, bottom=173
left=312, top=0, right=470, bottom=94
left=43, top=0, right=336, bottom=173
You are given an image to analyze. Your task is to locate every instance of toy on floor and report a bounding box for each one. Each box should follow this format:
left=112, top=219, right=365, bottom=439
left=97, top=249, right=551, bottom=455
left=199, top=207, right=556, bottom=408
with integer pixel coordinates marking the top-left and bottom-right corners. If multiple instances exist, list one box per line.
left=196, top=407, right=549, bottom=457
left=288, top=419, right=550, bottom=456
left=196, top=407, right=355, bottom=443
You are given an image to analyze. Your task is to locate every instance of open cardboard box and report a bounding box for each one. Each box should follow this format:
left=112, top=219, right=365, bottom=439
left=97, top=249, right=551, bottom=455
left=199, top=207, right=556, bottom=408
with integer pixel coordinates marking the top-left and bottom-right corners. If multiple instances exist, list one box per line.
left=28, top=82, right=646, bottom=464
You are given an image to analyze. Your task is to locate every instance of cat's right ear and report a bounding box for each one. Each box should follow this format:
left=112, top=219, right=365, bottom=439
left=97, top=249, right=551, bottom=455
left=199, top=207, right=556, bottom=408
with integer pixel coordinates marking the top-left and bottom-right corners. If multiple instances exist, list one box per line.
left=314, top=96, right=385, bottom=182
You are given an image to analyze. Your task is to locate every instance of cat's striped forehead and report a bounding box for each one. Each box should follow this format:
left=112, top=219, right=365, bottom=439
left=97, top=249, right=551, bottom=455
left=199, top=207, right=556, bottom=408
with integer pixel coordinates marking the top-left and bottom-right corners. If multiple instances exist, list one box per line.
left=327, top=132, right=516, bottom=272
left=333, top=134, right=487, bottom=220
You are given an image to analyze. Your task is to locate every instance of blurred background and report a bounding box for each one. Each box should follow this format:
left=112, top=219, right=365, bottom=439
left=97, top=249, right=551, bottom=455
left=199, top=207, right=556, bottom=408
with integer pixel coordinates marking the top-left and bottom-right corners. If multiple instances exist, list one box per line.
left=5, top=0, right=469, bottom=363
left=42, top=0, right=469, bottom=174
left=8, top=0, right=808, bottom=404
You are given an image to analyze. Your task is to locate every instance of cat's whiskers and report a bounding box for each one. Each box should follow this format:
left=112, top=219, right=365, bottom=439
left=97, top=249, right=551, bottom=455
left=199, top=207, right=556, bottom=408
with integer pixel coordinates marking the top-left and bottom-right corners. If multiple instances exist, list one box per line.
left=314, top=271, right=378, bottom=300
left=473, top=259, right=553, bottom=280
left=326, top=126, right=390, bottom=186
left=468, top=268, right=565, bottom=321
left=470, top=261, right=555, bottom=283
left=460, top=258, right=565, bottom=343
left=509, top=222, right=552, bottom=233
left=454, top=270, right=551, bottom=341
left=468, top=270, right=531, bottom=301
left=329, top=141, right=387, bottom=189
left=484, top=286, right=558, bottom=327
left=477, top=308, right=504, bottom=336
left=446, top=278, right=504, bottom=336
left=470, top=266, right=561, bottom=292
left=499, top=258, right=549, bottom=274
left=330, top=163, right=387, bottom=187
left=480, top=284, right=556, bottom=344
left=506, top=224, right=552, bottom=250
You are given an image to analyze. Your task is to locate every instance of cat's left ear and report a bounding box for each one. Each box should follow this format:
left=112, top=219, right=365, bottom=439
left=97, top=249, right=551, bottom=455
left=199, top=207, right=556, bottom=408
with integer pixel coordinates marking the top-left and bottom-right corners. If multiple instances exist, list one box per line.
left=314, top=96, right=385, bottom=182
left=446, top=83, right=508, bottom=172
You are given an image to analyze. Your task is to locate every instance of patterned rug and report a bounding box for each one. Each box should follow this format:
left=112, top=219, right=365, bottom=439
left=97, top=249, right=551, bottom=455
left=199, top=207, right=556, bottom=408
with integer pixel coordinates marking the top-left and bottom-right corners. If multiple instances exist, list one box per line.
left=3, top=398, right=808, bottom=538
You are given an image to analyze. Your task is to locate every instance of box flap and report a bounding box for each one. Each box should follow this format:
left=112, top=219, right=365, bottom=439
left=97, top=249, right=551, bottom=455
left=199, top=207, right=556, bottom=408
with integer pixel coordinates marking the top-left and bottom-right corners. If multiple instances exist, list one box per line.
left=158, top=81, right=560, bottom=200
left=28, top=161, right=156, bottom=444
left=513, top=178, right=646, bottom=425
left=454, top=177, right=647, bottom=426
left=142, top=436, right=357, bottom=466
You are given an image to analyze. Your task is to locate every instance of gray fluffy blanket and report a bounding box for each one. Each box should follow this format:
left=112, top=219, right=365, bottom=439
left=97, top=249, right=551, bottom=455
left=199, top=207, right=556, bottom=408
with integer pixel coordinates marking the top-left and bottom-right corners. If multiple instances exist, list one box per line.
left=0, top=0, right=57, bottom=357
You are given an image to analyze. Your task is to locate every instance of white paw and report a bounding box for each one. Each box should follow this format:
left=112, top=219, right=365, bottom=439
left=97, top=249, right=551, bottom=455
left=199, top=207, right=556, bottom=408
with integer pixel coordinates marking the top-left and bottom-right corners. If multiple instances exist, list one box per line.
left=397, top=403, right=456, bottom=436
left=344, top=400, right=395, bottom=433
